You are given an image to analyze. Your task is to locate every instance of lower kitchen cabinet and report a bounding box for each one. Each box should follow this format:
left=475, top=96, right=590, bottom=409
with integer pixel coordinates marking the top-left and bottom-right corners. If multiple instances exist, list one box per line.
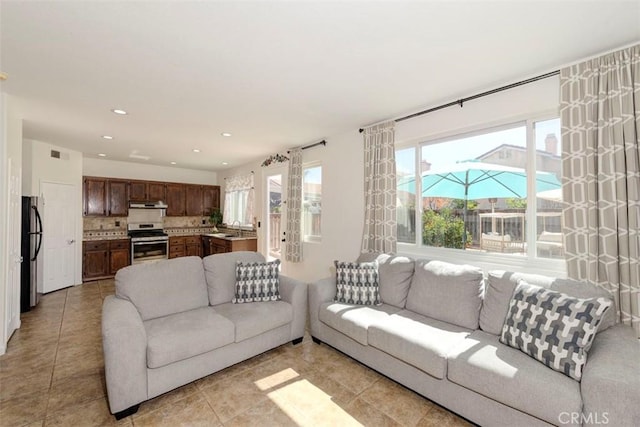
left=202, top=236, right=257, bottom=257
left=169, top=235, right=202, bottom=259
left=83, top=239, right=131, bottom=282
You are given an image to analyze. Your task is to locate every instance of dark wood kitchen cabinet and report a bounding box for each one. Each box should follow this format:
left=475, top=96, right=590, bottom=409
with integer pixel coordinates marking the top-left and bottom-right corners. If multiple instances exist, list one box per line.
left=83, top=239, right=131, bottom=281
left=185, top=185, right=203, bottom=216
left=107, top=180, right=129, bottom=216
left=202, top=236, right=257, bottom=256
left=82, top=241, right=109, bottom=279
left=84, top=177, right=128, bottom=217
left=169, top=235, right=201, bottom=258
left=202, top=186, right=221, bottom=216
left=166, top=184, right=186, bottom=216
left=109, top=239, right=130, bottom=274
left=130, top=180, right=166, bottom=202
left=83, top=177, right=107, bottom=216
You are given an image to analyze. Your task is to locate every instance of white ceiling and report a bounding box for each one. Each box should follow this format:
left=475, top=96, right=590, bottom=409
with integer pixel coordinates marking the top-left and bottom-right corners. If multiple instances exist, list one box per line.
left=1, top=1, right=639, bottom=171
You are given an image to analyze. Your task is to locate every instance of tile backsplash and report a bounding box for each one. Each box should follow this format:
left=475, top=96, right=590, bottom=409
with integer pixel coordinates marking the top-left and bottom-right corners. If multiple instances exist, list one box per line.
left=83, top=216, right=210, bottom=231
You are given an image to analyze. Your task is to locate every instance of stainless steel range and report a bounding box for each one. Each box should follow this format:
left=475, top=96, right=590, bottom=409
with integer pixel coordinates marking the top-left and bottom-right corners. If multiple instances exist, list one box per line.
left=127, top=203, right=169, bottom=264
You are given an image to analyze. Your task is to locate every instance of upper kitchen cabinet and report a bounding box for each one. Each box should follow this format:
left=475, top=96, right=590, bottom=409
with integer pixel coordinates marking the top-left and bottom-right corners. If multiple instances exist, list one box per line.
left=84, top=177, right=129, bottom=217
left=185, top=185, right=203, bottom=216
left=107, top=180, right=129, bottom=216
left=129, top=180, right=166, bottom=202
left=202, top=185, right=221, bottom=216
left=84, top=177, right=107, bottom=216
left=166, top=183, right=186, bottom=216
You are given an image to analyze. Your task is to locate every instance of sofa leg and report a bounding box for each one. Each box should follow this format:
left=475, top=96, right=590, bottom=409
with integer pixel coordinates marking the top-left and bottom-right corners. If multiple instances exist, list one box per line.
left=312, top=336, right=322, bottom=345
left=114, top=404, right=139, bottom=420
left=291, top=337, right=303, bottom=345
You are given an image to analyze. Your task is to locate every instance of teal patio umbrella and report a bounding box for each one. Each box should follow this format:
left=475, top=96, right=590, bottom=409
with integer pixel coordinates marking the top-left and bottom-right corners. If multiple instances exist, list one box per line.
left=419, top=160, right=561, bottom=245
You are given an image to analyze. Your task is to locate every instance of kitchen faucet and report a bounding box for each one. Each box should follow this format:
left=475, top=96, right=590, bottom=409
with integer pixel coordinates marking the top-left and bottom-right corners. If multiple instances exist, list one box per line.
left=231, top=220, right=242, bottom=237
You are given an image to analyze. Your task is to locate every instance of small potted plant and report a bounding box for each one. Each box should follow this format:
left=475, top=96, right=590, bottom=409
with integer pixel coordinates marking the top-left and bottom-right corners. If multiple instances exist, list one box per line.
left=209, top=208, right=223, bottom=232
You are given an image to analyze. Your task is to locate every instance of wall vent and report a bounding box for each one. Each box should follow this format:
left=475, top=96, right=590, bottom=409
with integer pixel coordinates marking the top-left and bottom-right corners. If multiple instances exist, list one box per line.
left=50, top=150, right=70, bottom=160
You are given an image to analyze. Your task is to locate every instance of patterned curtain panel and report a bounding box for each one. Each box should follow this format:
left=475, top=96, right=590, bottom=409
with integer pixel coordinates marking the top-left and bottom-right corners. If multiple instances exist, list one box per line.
left=285, top=148, right=303, bottom=262
left=361, top=121, right=397, bottom=254
left=560, top=45, right=640, bottom=337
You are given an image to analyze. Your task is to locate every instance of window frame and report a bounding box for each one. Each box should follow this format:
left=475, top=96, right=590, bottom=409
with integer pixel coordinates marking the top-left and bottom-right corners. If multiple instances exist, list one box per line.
left=395, top=112, right=566, bottom=277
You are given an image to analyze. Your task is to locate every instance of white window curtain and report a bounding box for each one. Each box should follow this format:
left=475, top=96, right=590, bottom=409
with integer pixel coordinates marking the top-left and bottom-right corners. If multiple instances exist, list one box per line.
left=223, top=173, right=254, bottom=226
left=285, top=148, right=303, bottom=262
left=560, top=44, right=640, bottom=336
left=362, top=121, right=397, bottom=254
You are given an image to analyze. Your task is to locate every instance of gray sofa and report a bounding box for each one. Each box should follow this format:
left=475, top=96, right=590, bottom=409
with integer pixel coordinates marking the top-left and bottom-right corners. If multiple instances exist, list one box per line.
left=309, top=254, right=640, bottom=427
left=102, top=252, right=307, bottom=419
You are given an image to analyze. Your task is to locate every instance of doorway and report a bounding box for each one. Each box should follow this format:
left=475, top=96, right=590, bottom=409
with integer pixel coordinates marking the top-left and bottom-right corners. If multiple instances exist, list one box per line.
left=41, top=182, right=76, bottom=293
left=264, top=167, right=287, bottom=262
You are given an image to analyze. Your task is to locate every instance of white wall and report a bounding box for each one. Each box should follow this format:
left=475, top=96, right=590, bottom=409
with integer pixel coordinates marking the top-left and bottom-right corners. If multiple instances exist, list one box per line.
left=219, top=75, right=562, bottom=283
left=23, top=139, right=84, bottom=285
left=83, top=158, right=218, bottom=185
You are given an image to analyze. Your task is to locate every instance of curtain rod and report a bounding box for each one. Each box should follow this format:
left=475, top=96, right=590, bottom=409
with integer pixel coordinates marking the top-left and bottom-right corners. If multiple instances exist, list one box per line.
left=358, top=70, right=560, bottom=133
left=288, top=140, right=327, bottom=153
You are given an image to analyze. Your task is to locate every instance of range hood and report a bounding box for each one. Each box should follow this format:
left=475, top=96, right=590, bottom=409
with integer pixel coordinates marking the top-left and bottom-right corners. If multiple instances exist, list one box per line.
left=129, top=201, right=168, bottom=209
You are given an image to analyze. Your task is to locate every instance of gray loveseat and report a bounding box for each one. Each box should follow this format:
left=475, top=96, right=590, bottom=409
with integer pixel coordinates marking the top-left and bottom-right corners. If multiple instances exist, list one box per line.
left=102, top=252, right=307, bottom=419
left=309, top=254, right=640, bottom=426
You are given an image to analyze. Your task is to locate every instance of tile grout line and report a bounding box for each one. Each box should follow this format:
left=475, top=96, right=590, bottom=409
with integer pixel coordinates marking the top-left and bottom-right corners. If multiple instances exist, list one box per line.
left=42, top=288, right=69, bottom=423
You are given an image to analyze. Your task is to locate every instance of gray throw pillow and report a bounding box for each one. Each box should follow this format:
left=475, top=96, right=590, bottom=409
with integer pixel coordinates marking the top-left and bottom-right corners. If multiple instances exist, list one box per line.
left=500, top=280, right=612, bottom=381
left=233, top=259, right=281, bottom=303
left=334, top=261, right=381, bottom=306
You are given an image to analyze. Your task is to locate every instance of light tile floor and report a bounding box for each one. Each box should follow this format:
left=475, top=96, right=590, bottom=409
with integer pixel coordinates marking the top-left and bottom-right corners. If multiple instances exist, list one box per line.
left=0, top=280, right=474, bottom=427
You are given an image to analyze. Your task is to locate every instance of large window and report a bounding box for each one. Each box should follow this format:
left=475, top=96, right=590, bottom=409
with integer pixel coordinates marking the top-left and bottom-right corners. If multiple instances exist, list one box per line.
left=302, top=164, right=322, bottom=242
left=396, top=118, right=562, bottom=259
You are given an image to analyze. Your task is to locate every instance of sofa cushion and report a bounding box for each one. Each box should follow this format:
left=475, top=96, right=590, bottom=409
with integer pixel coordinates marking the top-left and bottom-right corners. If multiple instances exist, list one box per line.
left=144, top=306, right=235, bottom=368
left=448, top=330, right=582, bottom=425
left=357, top=253, right=415, bottom=308
left=480, top=270, right=617, bottom=336
left=368, top=310, right=471, bottom=379
left=213, top=301, right=293, bottom=342
left=203, top=251, right=266, bottom=306
left=334, top=261, right=381, bottom=306
left=233, top=259, right=281, bottom=303
left=405, top=260, right=484, bottom=329
left=500, top=280, right=612, bottom=381
left=318, top=302, right=401, bottom=345
left=116, top=256, right=209, bottom=321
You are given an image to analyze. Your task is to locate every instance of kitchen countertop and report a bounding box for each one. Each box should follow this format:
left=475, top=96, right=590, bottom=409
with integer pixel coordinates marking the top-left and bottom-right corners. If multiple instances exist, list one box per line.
left=83, top=232, right=129, bottom=242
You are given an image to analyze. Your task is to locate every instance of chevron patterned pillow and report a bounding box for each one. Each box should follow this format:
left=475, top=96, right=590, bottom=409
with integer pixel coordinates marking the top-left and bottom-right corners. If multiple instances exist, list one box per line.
left=233, top=259, right=281, bottom=303
left=334, top=261, right=381, bottom=306
left=500, top=280, right=612, bottom=381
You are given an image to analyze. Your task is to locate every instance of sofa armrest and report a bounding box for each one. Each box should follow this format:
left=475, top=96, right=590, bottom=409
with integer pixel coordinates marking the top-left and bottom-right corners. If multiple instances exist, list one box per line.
left=308, top=277, right=337, bottom=339
left=279, top=275, right=308, bottom=341
left=581, top=323, right=640, bottom=426
left=102, top=295, right=148, bottom=414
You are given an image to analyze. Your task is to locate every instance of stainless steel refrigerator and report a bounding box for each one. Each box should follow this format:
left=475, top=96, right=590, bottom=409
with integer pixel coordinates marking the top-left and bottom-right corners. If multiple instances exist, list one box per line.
left=21, top=196, right=43, bottom=312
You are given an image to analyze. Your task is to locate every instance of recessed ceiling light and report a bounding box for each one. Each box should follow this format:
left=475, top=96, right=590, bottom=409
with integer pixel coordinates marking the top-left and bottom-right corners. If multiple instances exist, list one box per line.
left=222, top=162, right=228, bottom=166
left=111, top=109, right=127, bottom=115
left=102, top=135, right=113, bottom=140
left=192, top=149, right=200, bottom=153
left=221, top=132, right=232, bottom=137
left=170, top=161, right=176, bottom=165
left=98, top=153, right=107, bottom=157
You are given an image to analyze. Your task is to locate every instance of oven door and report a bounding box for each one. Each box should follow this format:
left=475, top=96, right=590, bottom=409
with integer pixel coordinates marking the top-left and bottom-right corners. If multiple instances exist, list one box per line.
left=131, top=240, right=169, bottom=264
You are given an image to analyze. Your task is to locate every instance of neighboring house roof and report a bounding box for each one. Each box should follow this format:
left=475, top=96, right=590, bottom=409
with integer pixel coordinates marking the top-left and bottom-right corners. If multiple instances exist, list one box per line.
left=476, top=144, right=561, bottom=160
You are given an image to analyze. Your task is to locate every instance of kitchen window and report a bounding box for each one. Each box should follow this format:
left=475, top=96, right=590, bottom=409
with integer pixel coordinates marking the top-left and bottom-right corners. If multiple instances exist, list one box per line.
left=223, top=173, right=254, bottom=228
left=396, top=117, right=562, bottom=261
left=302, top=164, right=322, bottom=242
